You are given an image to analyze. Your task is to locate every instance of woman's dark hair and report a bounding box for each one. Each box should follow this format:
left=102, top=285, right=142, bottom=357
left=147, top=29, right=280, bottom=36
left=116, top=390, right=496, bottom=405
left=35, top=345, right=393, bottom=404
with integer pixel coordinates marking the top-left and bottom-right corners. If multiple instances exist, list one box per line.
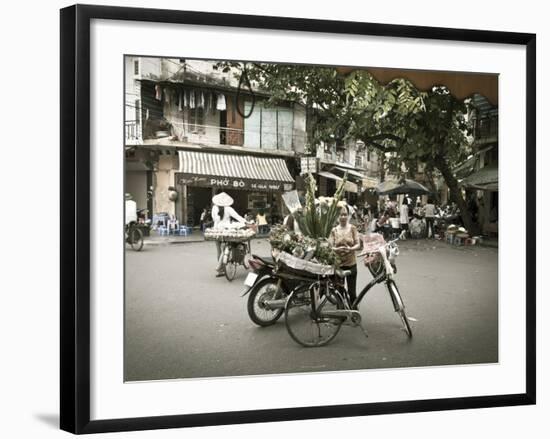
left=217, top=206, right=225, bottom=219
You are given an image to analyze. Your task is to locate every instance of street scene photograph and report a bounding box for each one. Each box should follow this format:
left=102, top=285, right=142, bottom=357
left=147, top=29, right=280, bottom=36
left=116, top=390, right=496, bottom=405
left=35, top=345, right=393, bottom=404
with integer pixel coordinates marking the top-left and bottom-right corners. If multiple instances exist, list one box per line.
left=124, top=56, right=498, bottom=381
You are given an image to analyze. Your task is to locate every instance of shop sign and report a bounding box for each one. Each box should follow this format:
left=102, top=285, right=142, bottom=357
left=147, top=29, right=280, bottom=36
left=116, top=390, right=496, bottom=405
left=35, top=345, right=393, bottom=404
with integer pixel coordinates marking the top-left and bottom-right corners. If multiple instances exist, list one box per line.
left=176, top=173, right=292, bottom=192
left=300, top=156, right=318, bottom=175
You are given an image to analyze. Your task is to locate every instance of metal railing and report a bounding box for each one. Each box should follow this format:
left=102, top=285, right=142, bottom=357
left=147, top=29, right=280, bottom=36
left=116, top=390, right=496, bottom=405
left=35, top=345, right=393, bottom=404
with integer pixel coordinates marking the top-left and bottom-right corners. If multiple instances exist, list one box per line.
left=133, top=120, right=305, bottom=152
left=125, top=120, right=141, bottom=142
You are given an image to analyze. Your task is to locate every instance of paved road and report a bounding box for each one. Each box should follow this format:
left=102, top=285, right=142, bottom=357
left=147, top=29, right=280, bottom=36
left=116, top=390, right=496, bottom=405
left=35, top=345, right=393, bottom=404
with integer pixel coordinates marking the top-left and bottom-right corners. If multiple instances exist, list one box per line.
left=124, top=238, right=498, bottom=381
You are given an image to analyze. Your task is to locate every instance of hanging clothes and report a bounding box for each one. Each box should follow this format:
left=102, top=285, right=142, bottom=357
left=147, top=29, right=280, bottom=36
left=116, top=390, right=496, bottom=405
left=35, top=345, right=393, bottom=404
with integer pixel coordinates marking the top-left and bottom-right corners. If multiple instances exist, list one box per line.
left=198, top=91, right=205, bottom=108
left=154, top=84, right=162, bottom=101
left=183, top=89, right=188, bottom=108
left=146, top=108, right=149, bottom=120
left=189, top=90, right=196, bottom=109
left=178, top=91, right=182, bottom=111
left=216, top=93, right=226, bottom=111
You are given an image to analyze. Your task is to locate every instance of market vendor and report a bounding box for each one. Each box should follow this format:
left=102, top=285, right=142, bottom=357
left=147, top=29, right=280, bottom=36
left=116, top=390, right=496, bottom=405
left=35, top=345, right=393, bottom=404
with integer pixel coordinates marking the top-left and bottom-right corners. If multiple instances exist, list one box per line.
left=329, top=207, right=361, bottom=306
left=211, top=192, right=248, bottom=277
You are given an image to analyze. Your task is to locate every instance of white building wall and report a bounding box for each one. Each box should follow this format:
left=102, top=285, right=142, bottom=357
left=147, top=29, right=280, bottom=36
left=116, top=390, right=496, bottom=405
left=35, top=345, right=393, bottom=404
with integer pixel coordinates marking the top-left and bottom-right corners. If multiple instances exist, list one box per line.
left=292, top=104, right=307, bottom=153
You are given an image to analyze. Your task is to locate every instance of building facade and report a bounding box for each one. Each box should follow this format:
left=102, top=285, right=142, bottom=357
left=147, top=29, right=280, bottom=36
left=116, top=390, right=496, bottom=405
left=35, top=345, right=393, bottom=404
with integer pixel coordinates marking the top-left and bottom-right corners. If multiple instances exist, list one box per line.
left=124, top=57, right=307, bottom=226
left=460, top=94, right=498, bottom=235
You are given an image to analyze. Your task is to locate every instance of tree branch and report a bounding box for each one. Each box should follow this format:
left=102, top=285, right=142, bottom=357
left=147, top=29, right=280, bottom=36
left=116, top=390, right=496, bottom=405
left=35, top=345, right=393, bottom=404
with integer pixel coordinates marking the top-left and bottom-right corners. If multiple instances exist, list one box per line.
left=362, top=138, right=397, bottom=152
left=364, top=133, right=403, bottom=143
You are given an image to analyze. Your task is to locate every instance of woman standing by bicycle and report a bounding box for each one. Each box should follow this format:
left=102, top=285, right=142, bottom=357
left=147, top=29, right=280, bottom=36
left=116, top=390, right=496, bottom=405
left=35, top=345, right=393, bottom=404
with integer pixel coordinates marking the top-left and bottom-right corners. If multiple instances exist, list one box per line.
left=329, top=206, right=361, bottom=306
left=211, top=192, right=247, bottom=277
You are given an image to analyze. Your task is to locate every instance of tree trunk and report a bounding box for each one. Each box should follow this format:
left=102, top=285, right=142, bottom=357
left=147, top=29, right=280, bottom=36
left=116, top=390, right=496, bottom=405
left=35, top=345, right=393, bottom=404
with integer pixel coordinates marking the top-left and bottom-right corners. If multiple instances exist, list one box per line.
left=424, top=169, right=440, bottom=204
left=435, top=156, right=480, bottom=235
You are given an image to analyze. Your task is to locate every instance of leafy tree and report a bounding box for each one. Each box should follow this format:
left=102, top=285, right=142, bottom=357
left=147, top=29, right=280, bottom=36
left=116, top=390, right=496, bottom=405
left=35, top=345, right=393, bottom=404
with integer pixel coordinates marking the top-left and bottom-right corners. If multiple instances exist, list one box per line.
left=217, top=62, right=478, bottom=233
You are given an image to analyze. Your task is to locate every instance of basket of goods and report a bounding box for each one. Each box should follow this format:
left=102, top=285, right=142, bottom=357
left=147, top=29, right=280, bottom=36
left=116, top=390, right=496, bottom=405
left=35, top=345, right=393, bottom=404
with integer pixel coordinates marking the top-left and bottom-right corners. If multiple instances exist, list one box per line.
left=269, top=172, right=352, bottom=276
left=269, top=226, right=338, bottom=276
left=204, top=225, right=256, bottom=242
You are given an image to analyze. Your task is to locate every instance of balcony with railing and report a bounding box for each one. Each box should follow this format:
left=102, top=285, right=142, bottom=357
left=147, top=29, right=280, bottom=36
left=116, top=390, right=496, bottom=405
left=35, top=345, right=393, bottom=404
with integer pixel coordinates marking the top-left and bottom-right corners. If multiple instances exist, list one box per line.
left=473, top=116, right=498, bottom=145
left=125, top=120, right=142, bottom=145
left=125, top=119, right=306, bottom=156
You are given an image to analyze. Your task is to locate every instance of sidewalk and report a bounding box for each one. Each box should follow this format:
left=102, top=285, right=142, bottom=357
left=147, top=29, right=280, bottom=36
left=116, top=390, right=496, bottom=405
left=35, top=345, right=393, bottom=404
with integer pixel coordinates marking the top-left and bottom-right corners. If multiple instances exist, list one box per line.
left=143, top=230, right=270, bottom=246
left=143, top=231, right=204, bottom=246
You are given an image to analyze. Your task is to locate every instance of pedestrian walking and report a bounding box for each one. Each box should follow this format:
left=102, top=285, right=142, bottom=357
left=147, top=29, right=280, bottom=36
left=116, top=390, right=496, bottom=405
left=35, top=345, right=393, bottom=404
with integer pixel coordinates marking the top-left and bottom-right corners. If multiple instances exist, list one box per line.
left=399, top=198, right=410, bottom=239
left=211, top=192, right=247, bottom=277
left=424, top=198, right=436, bottom=238
left=256, top=209, right=268, bottom=235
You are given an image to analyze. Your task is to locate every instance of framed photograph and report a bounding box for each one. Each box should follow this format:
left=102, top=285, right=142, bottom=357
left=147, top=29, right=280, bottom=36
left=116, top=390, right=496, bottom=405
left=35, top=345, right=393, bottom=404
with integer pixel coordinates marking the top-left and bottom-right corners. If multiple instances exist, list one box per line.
left=60, top=4, right=536, bottom=434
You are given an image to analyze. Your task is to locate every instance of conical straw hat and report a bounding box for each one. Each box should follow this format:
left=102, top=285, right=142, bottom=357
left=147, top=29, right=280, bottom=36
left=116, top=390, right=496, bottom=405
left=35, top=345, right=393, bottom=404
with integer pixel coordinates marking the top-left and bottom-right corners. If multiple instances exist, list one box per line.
left=212, top=192, right=234, bottom=207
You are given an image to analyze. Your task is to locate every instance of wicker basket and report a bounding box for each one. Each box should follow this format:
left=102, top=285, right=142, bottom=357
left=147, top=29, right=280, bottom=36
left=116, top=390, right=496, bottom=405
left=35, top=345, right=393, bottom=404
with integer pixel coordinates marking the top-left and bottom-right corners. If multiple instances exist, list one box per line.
left=276, top=251, right=335, bottom=276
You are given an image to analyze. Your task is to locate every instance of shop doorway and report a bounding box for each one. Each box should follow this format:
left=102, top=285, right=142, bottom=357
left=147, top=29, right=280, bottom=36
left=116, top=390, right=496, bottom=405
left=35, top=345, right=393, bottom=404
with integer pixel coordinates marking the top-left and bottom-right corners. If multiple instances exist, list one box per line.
left=186, top=187, right=212, bottom=228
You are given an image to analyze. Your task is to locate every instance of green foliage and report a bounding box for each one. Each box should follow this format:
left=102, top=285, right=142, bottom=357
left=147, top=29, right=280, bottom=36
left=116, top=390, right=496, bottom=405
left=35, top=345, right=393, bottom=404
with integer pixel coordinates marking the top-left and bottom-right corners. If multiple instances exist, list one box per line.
left=215, top=62, right=473, bottom=180
left=293, top=172, right=347, bottom=239
left=269, top=226, right=340, bottom=266
left=215, top=61, right=477, bottom=229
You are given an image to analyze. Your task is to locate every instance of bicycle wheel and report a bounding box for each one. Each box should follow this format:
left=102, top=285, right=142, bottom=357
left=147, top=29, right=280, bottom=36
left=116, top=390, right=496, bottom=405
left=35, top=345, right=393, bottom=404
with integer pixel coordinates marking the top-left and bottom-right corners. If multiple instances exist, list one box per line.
left=224, top=247, right=237, bottom=281
left=285, top=284, right=345, bottom=347
left=247, top=278, right=285, bottom=326
left=387, top=280, right=412, bottom=338
left=129, top=227, right=144, bottom=251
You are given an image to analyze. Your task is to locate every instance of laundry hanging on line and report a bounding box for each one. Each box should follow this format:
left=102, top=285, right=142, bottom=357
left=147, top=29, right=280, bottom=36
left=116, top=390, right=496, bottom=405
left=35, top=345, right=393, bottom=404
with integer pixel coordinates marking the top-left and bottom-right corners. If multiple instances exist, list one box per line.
left=216, top=93, right=226, bottom=111
left=198, top=92, right=205, bottom=108
left=154, top=85, right=162, bottom=101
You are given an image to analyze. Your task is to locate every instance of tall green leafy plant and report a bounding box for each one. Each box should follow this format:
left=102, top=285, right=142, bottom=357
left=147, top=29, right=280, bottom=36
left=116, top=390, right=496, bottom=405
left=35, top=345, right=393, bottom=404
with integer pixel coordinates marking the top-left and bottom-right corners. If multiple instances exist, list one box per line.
left=294, top=172, right=348, bottom=239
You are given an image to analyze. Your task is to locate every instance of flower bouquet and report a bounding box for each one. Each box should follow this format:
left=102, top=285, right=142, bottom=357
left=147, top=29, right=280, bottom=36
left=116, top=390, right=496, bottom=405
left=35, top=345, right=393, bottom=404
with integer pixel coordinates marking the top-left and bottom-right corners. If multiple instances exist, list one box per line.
left=269, top=172, right=348, bottom=274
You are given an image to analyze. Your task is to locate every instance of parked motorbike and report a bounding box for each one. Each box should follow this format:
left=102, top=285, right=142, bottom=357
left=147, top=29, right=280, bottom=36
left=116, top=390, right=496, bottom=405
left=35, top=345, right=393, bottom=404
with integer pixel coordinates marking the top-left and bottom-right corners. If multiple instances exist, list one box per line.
left=242, top=254, right=315, bottom=327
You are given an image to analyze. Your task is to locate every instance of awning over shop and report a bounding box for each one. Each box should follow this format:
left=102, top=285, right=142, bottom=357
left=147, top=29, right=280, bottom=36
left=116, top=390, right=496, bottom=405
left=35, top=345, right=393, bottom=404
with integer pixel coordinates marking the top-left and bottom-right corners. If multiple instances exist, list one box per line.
left=362, top=177, right=379, bottom=189
left=460, top=164, right=498, bottom=191
left=177, top=150, right=294, bottom=191
left=453, top=145, right=495, bottom=179
left=332, top=166, right=366, bottom=180
left=318, top=171, right=358, bottom=193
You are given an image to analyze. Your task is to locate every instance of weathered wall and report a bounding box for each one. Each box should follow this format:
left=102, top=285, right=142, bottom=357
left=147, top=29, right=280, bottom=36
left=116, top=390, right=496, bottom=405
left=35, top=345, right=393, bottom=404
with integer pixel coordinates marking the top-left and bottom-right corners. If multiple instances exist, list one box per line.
left=126, top=171, right=148, bottom=210
left=153, top=154, right=178, bottom=216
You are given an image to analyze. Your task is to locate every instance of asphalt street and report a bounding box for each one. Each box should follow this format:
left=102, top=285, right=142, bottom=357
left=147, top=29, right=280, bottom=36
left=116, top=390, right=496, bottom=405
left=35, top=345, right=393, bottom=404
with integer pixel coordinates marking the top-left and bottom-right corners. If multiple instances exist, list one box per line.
left=124, top=238, right=498, bottom=381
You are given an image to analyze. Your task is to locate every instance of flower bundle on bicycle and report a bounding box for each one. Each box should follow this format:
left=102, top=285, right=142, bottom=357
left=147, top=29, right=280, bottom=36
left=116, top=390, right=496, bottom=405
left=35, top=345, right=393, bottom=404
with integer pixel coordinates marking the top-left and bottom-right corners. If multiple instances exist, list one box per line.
left=269, top=173, right=348, bottom=277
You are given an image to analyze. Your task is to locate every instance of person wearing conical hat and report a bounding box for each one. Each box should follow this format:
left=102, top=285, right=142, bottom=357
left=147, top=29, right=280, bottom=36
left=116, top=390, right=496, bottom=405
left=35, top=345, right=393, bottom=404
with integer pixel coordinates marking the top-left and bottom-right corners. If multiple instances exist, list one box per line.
left=211, top=192, right=247, bottom=277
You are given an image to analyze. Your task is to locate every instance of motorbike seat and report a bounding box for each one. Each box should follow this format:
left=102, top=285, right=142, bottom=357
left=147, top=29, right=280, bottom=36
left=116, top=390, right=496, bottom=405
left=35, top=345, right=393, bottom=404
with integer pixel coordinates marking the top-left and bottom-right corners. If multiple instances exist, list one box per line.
left=336, top=269, right=352, bottom=278
left=251, top=254, right=275, bottom=266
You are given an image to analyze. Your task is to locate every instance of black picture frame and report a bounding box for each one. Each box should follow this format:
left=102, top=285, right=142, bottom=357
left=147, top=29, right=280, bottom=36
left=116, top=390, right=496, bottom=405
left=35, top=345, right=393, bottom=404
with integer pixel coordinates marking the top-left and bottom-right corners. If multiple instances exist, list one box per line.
left=60, top=4, right=536, bottom=434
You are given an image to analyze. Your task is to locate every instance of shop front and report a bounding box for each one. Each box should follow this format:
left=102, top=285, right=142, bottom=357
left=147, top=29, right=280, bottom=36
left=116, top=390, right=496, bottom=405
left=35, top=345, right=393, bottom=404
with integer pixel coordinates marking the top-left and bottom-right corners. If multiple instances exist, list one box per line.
left=176, top=150, right=295, bottom=226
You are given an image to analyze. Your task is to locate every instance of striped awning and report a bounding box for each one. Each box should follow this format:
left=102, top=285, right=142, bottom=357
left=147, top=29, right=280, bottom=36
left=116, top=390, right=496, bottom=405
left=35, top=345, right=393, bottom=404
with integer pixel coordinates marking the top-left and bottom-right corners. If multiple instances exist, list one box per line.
left=178, top=151, right=294, bottom=183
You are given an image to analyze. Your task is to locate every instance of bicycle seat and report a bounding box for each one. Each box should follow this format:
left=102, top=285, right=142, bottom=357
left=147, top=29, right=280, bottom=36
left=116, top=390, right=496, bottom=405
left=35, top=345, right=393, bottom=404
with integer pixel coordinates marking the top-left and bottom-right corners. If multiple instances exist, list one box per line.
left=336, top=269, right=352, bottom=278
